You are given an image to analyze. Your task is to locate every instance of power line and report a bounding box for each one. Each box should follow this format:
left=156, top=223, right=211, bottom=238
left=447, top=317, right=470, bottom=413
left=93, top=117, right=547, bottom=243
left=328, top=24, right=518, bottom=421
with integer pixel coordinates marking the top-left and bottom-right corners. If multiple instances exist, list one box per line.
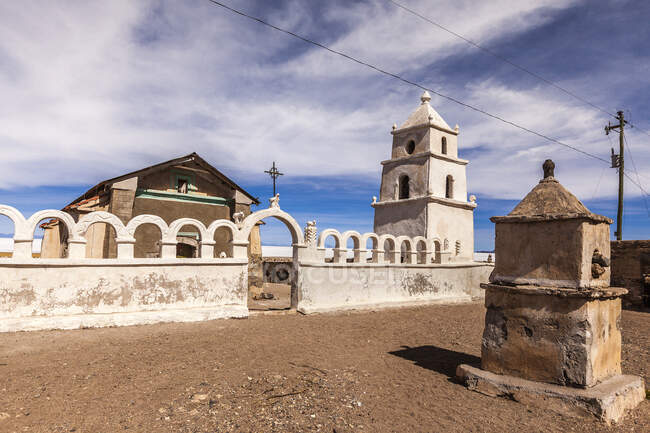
left=386, top=0, right=617, bottom=118
left=623, top=135, right=650, bottom=216
left=389, top=0, right=650, bottom=140
left=203, top=0, right=609, bottom=164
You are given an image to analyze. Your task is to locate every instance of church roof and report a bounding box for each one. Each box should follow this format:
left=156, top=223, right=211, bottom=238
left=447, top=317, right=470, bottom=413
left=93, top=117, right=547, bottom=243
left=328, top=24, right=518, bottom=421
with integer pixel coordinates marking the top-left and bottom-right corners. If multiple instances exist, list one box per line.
left=399, top=91, right=452, bottom=131
left=491, top=160, right=612, bottom=224
left=65, top=152, right=260, bottom=208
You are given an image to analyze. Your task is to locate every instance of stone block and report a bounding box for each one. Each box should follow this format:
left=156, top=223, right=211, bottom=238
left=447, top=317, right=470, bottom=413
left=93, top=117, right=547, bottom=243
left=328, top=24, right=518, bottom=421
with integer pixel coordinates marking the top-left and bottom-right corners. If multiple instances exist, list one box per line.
left=481, top=284, right=627, bottom=388
left=456, top=364, right=645, bottom=424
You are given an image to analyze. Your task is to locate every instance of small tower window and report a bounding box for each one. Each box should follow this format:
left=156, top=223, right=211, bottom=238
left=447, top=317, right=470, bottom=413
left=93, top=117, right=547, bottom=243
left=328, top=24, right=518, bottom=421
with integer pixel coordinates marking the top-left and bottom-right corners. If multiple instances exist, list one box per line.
left=441, top=137, right=447, bottom=155
left=445, top=175, right=454, bottom=199
left=406, top=140, right=415, bottom=155
left=399, top=175, right=410, bottom=199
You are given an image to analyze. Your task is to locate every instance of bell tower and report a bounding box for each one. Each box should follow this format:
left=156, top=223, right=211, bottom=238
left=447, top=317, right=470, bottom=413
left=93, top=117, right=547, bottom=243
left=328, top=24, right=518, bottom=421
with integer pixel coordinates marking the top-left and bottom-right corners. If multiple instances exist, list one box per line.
left=372, top=91, right=476, bottom=261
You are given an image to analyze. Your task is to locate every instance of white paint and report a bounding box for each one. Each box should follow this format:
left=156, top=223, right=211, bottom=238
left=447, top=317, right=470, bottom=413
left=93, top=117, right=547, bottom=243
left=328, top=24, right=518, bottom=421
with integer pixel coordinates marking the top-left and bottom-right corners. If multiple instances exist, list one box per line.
left=0, top=237, right=41, bottom=253
left=0, top=259, right=248, bottom=332
left=296, top=262, right=493, bottom=314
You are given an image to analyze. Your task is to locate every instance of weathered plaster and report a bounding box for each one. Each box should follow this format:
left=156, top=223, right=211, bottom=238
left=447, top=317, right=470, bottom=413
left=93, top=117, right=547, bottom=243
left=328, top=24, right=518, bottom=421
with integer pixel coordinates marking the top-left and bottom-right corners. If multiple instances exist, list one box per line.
left=0, top=259, right=248, bottom=332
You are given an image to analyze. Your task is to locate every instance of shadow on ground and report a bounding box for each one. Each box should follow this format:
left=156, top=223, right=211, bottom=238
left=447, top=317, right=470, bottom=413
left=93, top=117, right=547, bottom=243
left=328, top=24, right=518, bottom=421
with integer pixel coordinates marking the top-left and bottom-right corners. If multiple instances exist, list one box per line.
left=389, top=345, right=480, bottom=378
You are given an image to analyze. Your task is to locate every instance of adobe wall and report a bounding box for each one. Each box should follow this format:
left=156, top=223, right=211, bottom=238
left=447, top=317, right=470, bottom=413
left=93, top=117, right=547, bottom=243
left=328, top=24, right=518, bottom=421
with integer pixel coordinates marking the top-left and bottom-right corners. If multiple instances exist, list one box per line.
left=0, top=259, right=248, bottom=332
left=296, top=262, right=493, bottom=314
left=611, top=240, right=650, bottom=306
left=373, top=199, right=427, bottom=238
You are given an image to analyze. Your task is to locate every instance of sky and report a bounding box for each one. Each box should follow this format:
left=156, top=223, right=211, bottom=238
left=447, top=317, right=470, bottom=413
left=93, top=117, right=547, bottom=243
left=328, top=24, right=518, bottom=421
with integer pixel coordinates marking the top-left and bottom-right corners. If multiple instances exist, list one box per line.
left=0, top=0, right=648, bottom=250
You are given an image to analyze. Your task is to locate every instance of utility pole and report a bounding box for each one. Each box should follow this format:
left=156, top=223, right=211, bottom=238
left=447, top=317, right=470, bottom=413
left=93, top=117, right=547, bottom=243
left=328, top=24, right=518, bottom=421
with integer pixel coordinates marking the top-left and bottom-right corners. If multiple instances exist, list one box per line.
left=605, top=111, right=626, bottom=240
left=264, top=161, right=283, bottom=196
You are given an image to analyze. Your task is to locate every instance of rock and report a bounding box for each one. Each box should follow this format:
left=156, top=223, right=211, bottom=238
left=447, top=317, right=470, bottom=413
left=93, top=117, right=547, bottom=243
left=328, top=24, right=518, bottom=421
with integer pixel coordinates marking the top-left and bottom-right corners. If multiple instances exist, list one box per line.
left=190, top=393, right=209, bottom=403
left=0, top=412, right=9, bottom=421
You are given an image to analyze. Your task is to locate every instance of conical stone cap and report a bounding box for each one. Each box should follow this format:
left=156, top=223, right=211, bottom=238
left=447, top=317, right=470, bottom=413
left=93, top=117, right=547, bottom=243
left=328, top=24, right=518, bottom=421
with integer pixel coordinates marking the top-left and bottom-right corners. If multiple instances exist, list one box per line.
left=490, top=160, right=613, bottom=223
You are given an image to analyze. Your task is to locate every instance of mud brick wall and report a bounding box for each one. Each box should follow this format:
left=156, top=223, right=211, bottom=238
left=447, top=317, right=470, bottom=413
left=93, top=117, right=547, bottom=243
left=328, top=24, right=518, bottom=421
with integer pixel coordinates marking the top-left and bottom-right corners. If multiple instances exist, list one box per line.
left=611, top=240, right=650, bottom=306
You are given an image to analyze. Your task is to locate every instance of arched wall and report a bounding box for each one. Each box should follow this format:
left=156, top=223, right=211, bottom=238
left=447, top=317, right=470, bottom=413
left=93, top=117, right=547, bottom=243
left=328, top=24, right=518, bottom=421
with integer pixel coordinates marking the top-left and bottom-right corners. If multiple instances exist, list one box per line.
left=237, top=207, right=304, bottom=246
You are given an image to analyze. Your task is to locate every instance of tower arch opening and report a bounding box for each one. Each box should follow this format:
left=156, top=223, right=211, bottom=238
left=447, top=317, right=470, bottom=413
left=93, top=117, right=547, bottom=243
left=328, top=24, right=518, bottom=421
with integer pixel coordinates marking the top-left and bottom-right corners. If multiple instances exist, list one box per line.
left=399, top=175, right=410, bottom=199
left=441, top=136, right=447, bottom=154
left=445, top=175, right=454, bottom=199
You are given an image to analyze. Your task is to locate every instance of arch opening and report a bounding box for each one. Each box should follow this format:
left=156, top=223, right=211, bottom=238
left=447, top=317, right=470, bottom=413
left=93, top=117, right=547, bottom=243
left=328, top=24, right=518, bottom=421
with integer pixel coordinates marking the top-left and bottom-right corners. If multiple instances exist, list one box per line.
left=416, top=240, right=427, bottom=264
left=213, top=226, right=234, bottom=258
left=445, top=175, right=454, bottom=199
left=0, top=215, right=15, bottom=258
left=383, top=238, right=396, bottom=264
left=433, top=240, right=442, bottom=263
left=254, top=216, right=297, bottom=312
left=176, top=224, right=201, bottom=258
left=400, top=240, right=412, bottom=264
left=134, top=223, right=162, bottom=258
left=399, top=175, right=410, bottom=199
left=441, top=136, right=447, bottom=155
left=83, top=222, right=117, bottom=258
left=35, top=218, right=69, bottom=258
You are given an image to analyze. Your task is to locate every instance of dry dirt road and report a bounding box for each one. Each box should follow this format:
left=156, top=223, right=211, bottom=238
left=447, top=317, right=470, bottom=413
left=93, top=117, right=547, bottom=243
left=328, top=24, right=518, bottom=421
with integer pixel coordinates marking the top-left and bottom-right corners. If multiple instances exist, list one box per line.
left=0, top=303, right=648, bottom=432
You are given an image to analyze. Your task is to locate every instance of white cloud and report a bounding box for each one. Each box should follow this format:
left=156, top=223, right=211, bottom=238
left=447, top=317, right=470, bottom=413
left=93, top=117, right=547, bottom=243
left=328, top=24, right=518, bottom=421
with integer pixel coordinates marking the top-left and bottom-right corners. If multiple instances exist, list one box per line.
left=0, top=0, right=647, bottom=206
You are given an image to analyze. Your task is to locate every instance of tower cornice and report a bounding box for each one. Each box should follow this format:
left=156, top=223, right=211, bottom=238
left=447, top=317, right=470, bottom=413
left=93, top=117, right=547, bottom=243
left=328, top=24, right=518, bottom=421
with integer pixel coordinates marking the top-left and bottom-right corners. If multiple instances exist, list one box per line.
left=372, top=194, right=477, bottom=210
left=391, top=122, right=459, bottom=137
left=381, top=151, right=469, bottom=166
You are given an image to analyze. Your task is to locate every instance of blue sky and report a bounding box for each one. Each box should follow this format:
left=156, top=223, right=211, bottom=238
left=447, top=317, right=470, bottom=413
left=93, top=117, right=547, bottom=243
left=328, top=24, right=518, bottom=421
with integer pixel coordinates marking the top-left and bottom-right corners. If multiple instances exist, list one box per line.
left=0, top=0, right=648, bottom=250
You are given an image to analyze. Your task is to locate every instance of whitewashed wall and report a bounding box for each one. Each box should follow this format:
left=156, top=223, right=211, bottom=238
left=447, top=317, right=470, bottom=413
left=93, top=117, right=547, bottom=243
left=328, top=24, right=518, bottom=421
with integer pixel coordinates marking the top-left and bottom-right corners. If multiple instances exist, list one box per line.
left=0, top=259, right=248, bottom=332
left=296, top=261, right=493, bottom=314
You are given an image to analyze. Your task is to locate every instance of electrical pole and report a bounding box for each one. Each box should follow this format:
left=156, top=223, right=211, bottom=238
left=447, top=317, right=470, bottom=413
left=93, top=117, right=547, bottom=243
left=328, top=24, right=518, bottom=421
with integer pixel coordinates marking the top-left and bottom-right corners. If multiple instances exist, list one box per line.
left=264, top=161, right=283, bottom=196
left=605, top=111, right=626, bottom=240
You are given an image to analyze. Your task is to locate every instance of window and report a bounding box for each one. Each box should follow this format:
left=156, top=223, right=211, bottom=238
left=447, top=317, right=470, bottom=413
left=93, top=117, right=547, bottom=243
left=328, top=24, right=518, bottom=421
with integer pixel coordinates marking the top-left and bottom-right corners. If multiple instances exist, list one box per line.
left=399, top=175, right=410, bottom=199
left=177, top=178, right=188, bottom=193
left=406, top=140, right=415, bottom=155
left=445, top=175, right=454, bottom=199
left=441, top=137, right=447, bottom=155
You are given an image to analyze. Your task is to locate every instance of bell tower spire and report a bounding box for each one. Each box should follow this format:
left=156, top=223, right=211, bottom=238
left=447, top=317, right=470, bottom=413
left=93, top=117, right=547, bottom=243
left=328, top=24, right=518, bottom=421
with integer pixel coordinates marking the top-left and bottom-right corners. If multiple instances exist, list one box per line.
left=371, top=92, right=477, bottom=262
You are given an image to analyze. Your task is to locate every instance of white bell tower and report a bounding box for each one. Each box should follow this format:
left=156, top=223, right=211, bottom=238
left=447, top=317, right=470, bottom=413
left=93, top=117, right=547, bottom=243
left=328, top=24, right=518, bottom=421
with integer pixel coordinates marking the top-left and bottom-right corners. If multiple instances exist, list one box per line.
left=372, top=91, right=476, bottom=261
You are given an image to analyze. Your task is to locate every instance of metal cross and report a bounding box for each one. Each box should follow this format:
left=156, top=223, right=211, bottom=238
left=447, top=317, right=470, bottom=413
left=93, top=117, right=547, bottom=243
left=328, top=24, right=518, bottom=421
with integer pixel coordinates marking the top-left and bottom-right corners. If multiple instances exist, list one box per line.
left=264, top=161, right=284, bottom=196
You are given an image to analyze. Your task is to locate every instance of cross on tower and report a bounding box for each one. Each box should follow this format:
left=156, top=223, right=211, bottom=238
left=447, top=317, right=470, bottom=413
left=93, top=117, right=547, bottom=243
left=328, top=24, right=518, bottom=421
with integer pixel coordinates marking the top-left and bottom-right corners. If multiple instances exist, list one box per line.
left=264, top=161, right=284, bottom=196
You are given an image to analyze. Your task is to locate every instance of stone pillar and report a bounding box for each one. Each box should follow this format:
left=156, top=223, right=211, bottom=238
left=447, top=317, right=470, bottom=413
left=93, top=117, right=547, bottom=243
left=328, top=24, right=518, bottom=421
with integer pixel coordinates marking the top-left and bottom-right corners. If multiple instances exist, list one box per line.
left=116, top=241, right=135, bottom=259
left=68, top=239, right=87, bottom=259
left=161, top=242, right=177, bottom=259
left=12, top=239, right=33, bottom=259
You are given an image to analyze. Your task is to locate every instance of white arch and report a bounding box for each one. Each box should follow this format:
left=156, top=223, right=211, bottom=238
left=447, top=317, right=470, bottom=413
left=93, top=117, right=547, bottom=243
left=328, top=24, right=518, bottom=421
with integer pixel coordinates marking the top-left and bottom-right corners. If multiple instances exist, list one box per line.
left=207, top=219, right=238, bottom=240
left=379, top=234, right=398, bottom=263
left=0, top=205, right=28, bottom=239
left=378, top=234, right=397, bottom=247
left=165, top=218, right=209, bottom=243
left=412, top=236, right=428, bottom=250
left=126, top=214, right=169, bottom=238
left=75, top=211, right=133, bottom=242
left=27, top=209, right=79, bottom=241
left=395, top=235, right=413, bottom=251
left=317, top=229, right=342, bottom=249
left=361, top=232, right=379, bottom=250
left=341, top=230, right=362, bottom=249
left=236, top=207, right=304, bottom=245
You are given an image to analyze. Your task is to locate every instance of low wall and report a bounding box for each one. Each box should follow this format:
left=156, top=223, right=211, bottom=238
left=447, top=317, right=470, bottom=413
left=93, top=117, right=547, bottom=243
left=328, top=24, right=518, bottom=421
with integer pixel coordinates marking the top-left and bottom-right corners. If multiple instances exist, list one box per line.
left=611, top=240, right=650, bottom=307
left=0, top=259, right=248, bottom=332
left=296, top=261, right=493, bottom=314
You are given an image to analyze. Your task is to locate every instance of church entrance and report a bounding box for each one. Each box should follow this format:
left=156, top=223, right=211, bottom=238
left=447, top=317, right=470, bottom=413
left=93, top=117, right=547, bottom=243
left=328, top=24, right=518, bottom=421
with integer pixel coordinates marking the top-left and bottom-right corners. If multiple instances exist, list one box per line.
left=245, top=215, right=298, bottom=312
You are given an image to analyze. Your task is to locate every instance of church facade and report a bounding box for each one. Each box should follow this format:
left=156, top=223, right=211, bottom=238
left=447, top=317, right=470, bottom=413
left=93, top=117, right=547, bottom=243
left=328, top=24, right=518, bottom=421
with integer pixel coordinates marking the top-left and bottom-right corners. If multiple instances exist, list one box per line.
left=372, top=91, right=476, bottom=261
left=40, top=153, right=261, bottom=259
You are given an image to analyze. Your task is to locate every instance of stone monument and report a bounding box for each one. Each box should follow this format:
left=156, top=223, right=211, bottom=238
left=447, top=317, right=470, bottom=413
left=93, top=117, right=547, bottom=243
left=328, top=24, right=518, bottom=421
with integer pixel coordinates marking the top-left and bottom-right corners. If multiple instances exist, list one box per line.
left=456, top=160, right=645, bottom=424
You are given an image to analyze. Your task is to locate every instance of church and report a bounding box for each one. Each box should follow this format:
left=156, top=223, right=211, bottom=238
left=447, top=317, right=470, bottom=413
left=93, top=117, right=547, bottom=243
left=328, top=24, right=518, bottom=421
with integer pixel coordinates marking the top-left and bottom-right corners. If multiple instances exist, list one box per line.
left=40, top=153, right=261, bottom=259
left=373, top=91, right=476, bottom=261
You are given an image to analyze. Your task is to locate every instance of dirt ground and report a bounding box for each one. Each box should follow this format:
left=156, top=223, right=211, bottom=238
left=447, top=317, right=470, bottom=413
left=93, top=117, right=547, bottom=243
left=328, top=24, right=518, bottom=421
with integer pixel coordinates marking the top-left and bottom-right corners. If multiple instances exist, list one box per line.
left=0, top=303, right=647, bottom=433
